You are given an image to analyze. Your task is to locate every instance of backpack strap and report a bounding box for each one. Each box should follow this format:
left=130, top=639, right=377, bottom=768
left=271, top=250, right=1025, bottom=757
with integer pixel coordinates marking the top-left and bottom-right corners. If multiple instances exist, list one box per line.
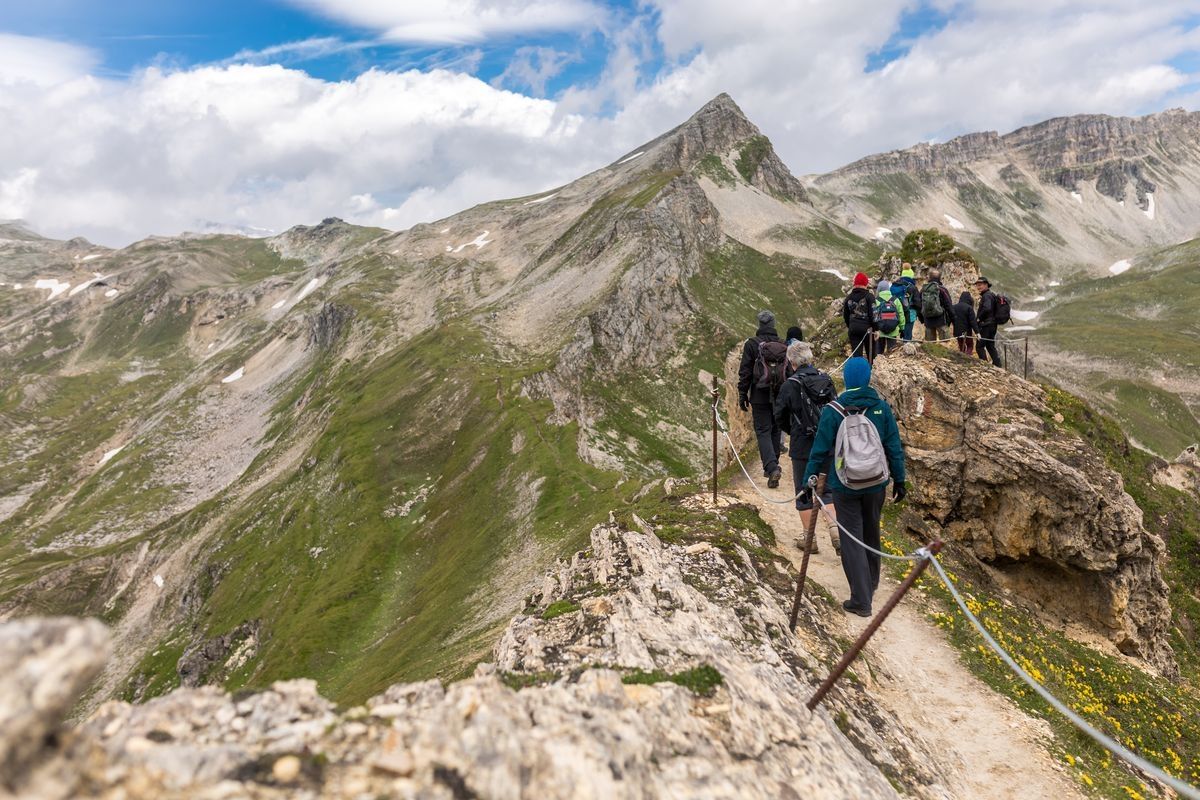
left=827, top=400, right=848, bottom=418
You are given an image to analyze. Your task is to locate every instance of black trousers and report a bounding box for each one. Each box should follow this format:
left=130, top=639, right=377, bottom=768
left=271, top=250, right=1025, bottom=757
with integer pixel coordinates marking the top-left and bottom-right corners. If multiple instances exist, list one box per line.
left=978, top=324, right=1002, bottom=366
left=751, top=402, right=783, bottom=476
left=848, top=327, right=872, bottom=361
left=834, top=490, right=886, bottom=611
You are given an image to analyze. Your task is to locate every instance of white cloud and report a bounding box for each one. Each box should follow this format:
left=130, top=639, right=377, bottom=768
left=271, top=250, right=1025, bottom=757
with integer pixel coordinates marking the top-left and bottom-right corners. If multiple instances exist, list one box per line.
left=284, top=0, right=606, bottom=44
left=0, top=33, right=97, bottom=86
left=492, top=46, right=578, bottom=96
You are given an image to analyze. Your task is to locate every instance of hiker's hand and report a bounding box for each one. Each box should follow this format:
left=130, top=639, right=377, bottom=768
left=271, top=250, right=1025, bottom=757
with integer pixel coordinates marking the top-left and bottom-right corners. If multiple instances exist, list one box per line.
left=807, top=474, right=820, bottom=489
left=892, top=482, right=907, bottom=503
left=738, top=393, right=749, bottom=412
left=799, top=488, right=813, bottom=506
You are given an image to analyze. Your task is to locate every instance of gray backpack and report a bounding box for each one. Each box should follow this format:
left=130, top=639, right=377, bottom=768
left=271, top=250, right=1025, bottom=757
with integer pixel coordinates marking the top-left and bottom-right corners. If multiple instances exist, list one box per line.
left=828, top=401, right=890, bottom=489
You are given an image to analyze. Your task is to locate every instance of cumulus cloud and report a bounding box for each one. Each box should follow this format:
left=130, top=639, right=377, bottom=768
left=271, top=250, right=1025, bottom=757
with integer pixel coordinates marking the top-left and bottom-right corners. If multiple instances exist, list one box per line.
left=492, top=46, right=578, bottom=96
left=283, top=0, right=607, bottom=44
left=0, top=2, right=1196, bottom=245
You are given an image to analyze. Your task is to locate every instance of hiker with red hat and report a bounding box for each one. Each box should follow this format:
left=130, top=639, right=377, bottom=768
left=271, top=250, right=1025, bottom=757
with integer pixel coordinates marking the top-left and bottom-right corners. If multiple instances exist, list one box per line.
left=842, top=272, right=875, bottom=361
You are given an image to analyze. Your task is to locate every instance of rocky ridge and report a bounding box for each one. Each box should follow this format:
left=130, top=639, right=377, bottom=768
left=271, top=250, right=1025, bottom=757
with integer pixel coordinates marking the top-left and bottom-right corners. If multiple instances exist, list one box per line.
left=3, top=508, right=962, bottom=800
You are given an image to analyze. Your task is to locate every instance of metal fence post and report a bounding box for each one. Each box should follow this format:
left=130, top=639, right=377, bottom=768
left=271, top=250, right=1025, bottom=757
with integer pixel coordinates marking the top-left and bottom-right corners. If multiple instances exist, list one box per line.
left=788, top=474, right=827, bottom=632
left=711, top=376, right=719, bottom=505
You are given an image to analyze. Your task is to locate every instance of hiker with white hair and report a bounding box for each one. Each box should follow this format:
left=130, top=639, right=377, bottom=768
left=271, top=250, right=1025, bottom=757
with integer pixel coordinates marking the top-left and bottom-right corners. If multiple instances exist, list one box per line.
left=773, top=341, right=839, bottom=553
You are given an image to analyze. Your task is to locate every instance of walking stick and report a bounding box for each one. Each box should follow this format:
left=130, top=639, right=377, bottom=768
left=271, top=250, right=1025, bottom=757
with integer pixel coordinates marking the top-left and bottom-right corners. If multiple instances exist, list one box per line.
left=788, top=474, right=827, bottom=632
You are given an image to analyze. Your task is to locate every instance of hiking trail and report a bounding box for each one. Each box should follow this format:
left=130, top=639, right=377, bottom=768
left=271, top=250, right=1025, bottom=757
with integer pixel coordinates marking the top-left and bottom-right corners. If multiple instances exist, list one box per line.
left=732, top=458, right=1085, bottom=800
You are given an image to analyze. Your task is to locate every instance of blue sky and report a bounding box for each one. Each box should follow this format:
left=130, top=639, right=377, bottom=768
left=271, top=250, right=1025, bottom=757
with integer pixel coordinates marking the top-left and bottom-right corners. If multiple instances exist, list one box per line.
left=0, top=1, right=1197, bottom=244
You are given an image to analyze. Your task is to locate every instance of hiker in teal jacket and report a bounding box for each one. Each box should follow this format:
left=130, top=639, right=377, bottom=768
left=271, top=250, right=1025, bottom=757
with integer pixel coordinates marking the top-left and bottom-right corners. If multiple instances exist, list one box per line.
left=801, top=357, right=906, bottom=616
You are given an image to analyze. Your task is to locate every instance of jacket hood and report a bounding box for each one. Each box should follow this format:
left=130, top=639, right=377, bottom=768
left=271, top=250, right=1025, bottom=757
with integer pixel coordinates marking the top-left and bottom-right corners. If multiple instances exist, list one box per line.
left=838, top=385, right=885, bottom=408
left=879, top=288, right=894, bottom=300
left=755, top=324, right=779, bottom=338
left=958, top=291, right=973, bottom=304
left=901, top=268, right=915, bottom=279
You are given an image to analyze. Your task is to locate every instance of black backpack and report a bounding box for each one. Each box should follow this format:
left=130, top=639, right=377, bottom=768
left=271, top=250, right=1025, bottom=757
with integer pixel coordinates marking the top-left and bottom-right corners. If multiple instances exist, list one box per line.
left=788, top=371, right=836, bottom=437
left=753, top=338, right=789, bottom=395
left=848, top=294, right=872, bottom=324
left=873, top=297, right=901, bottom=334
left=994, top=293, right=1011, bottom=324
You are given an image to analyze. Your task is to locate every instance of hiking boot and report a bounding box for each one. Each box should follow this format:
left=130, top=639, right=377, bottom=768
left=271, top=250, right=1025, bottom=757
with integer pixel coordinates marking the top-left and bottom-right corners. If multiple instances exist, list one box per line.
left=842, top=600, right=871, bottom=618
left=830, top=534, right=841, bottom=555
left=794, top=536, right=819, bottom=554
left=767, top=468, right=782, bottom=489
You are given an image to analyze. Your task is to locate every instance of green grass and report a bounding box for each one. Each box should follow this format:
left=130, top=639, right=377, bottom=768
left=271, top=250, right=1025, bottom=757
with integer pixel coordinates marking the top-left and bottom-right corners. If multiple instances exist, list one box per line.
left=734, top=135, right=771, bottom=183
left=542, top=600, right=581, bottom=620
left=621, top=664, right=724, bottom=697
left=696, top=154, right=736, bottom=187
left=859, top=173, right=924, bottom=221
left=767, top=221, right=883, bottom=263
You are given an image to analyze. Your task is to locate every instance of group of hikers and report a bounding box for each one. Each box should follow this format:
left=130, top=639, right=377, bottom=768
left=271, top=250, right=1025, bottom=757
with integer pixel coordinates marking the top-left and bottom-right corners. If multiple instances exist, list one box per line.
left=734, top=266, right=1009, bottom=616
left=842, top=264, right=1009, bottom=366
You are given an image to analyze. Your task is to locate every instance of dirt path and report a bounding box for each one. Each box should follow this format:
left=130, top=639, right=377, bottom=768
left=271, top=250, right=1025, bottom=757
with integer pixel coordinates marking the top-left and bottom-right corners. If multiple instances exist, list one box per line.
left=732, top=459, right=1085, bottom=800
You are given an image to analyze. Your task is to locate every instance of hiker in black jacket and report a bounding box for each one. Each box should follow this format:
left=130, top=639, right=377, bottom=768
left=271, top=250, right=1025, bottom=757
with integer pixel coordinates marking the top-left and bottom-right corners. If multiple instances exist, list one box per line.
left=974, top=277, right=1003, bottom=366
left=738, top=310, right=786, bottom=487
left=917, top=269, right=954, bottom=342
left=773, top=341, right=839, bottom=554
left=842, top=272, right=875, bottom=361
left=951, top=291, right=979, bottom=355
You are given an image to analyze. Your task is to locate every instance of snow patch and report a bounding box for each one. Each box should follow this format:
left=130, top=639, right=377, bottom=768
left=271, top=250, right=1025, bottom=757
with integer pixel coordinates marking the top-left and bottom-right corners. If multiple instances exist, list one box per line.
left=271, top=299, right=285, bottom=309
left=153, top=574, right=164, bottom=589
left=943, top=214, right=965, bottom=230
left=295, top=277, right=321, bottom=302
left=1143, top=193, right=1156, bottom=220
left=1109, top=259, right=1131, bottom=275
left=618, top=151, right=644, bottom=164
left=873, top=227, right=893, bottom=240
left=524, top=192, right=558, bottom=205
left=1071, top=191, right=1083, bottom=204
left=99, top=445, right=125, bottom=466
left=13, top=283, right=21, bottom=290
left=221, top=366, right=245, bottom=384
left=439, top=227, right=450, bottom=234
left=81, top=253, right=105, bottom=262
left=104, top=288, right=118, bottom=298
left=1118, top=200, right=1125, bottom=207
left=69, top=274, right=110, bottom=296
left=821, top=268, right=850, bottom=281
left=1007, top=325, right=1037, bottom=332
left=34, top=278, right=71, bottom=299
left=1049, top=281, right=1061, bottom=287
left=1032, top=295, right=1047, bottom=302
left=1010, top=310, right=1039, bottom=322
left=452, top=231, right=492, bottom=253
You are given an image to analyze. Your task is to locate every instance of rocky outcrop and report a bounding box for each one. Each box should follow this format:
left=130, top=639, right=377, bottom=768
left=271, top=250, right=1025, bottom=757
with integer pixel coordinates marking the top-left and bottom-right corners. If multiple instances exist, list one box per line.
left=871, top=349, right=1175, bottom=675
left=2, top=511, right=962, bottom=799
left=1, top=617, right=109, bottom=793
left=1154, top=444, right=1200, bottom=496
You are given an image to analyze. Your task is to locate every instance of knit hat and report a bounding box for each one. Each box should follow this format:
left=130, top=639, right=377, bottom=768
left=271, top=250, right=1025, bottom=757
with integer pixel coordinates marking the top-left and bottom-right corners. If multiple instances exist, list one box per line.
left=843, top=357, right=872, bottom=390
left=901, top=267, right=915, bottom=279
left=876, top=279, right=892, bottom=295
left=757, top=309, right=775, bottom=326
left=853, top=272, right=869, bottom=287
left=785, top=325, right=803, bottom=343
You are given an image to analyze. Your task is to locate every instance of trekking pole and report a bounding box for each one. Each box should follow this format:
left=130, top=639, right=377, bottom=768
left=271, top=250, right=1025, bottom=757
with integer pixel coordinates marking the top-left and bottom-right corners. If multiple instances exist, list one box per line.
left=806, top=540, right=943, bottom=710
left=1023, top=338, right=1029, bottom=380
left=788, top=474, right=827, bottom=632
left=711, top=375, right=719, bottom=506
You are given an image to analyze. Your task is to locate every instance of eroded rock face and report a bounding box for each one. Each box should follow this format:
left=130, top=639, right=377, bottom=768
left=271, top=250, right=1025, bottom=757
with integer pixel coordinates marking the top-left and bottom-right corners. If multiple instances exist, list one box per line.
left=4, top=515, right=958, bottom=799
left=871, top=350, right=1175, bottom=674
left=1154, top=444, right=1200, bottom=496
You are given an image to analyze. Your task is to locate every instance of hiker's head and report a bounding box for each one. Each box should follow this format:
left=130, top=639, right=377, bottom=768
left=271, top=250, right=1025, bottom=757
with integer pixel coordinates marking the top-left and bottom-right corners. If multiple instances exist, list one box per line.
left=853, top=272, right=869, bottom=288
left=757, top=309, right=775, bottom=328
left=974, top=276, right=991, bottom=292
left=876, top=279, right=892, bottom=297
left=901, top=263, right=914, bottom=279
left=928, top=269, right=942, bottom=282
left=843, top=357, right=871, bottom=390
left=787, top=341, right=813, bottom=368
left=785, top=325, right=803, bottom=343
left=959, top=291, right=973, bottom=304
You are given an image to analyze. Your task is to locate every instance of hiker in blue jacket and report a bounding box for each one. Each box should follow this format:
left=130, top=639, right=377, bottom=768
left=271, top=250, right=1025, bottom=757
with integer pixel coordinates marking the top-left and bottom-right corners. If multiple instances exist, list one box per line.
left=800, top=357, right=906, bottom=617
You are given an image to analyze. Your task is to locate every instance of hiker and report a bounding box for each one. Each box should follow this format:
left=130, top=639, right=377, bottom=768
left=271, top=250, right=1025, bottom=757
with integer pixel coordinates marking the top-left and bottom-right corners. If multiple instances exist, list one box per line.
left=952, top=290, right=979, bottom=355
left=873, top=280, right=905, bottom=356
left=785, top=325, right=804, bottom=346
left=842, top=273, right=875, bottom=361
left=773, top=341, right=839, bottom=554
left=738, top=310, right=787, bottom=488
left=917, top=269, right=953, bottom=342
left=801, top=357, right=906, bottom=617
left=974, top=276, right=1003, bottom=367
left=892, top=264, right=920, bottom=341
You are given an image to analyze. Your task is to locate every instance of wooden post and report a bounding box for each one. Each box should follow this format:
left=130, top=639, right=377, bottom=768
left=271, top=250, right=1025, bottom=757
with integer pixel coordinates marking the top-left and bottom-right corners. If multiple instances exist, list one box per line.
left=1023, top=338, right=1029, bottom=380
left=711, top=376, right=719, bottom=506
left=789, top=474, right=828, bottom=632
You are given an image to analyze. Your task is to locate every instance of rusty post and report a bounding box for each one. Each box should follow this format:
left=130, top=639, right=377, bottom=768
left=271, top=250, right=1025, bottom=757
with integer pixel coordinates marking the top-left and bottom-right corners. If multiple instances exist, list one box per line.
left=806, top=540, right=944, bottom=710
left=788, top=474, right=828, bottom=632
left=711, top=375, right=720, bottom=506
left=1023, top=338, right=1029, bottom=380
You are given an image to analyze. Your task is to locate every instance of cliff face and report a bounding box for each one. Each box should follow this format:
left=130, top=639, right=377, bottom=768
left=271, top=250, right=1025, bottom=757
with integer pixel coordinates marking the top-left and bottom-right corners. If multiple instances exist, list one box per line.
left=871, top=349, right=1175, bottom=675
left=3, top=507, right=959, bottom=799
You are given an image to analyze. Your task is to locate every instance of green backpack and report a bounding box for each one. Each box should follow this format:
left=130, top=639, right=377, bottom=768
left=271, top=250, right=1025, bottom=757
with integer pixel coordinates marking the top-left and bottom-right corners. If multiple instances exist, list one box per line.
left=921, top=282, right=943, bottom=319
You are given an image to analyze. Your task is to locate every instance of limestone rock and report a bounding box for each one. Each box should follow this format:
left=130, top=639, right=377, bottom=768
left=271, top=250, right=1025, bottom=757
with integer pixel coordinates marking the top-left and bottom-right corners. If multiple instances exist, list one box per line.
left=0, top=617, right=109, bottom=790
left=1153, top=444, right=1200, bottom=496
left=871, top=350, right=1175, bottom=674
